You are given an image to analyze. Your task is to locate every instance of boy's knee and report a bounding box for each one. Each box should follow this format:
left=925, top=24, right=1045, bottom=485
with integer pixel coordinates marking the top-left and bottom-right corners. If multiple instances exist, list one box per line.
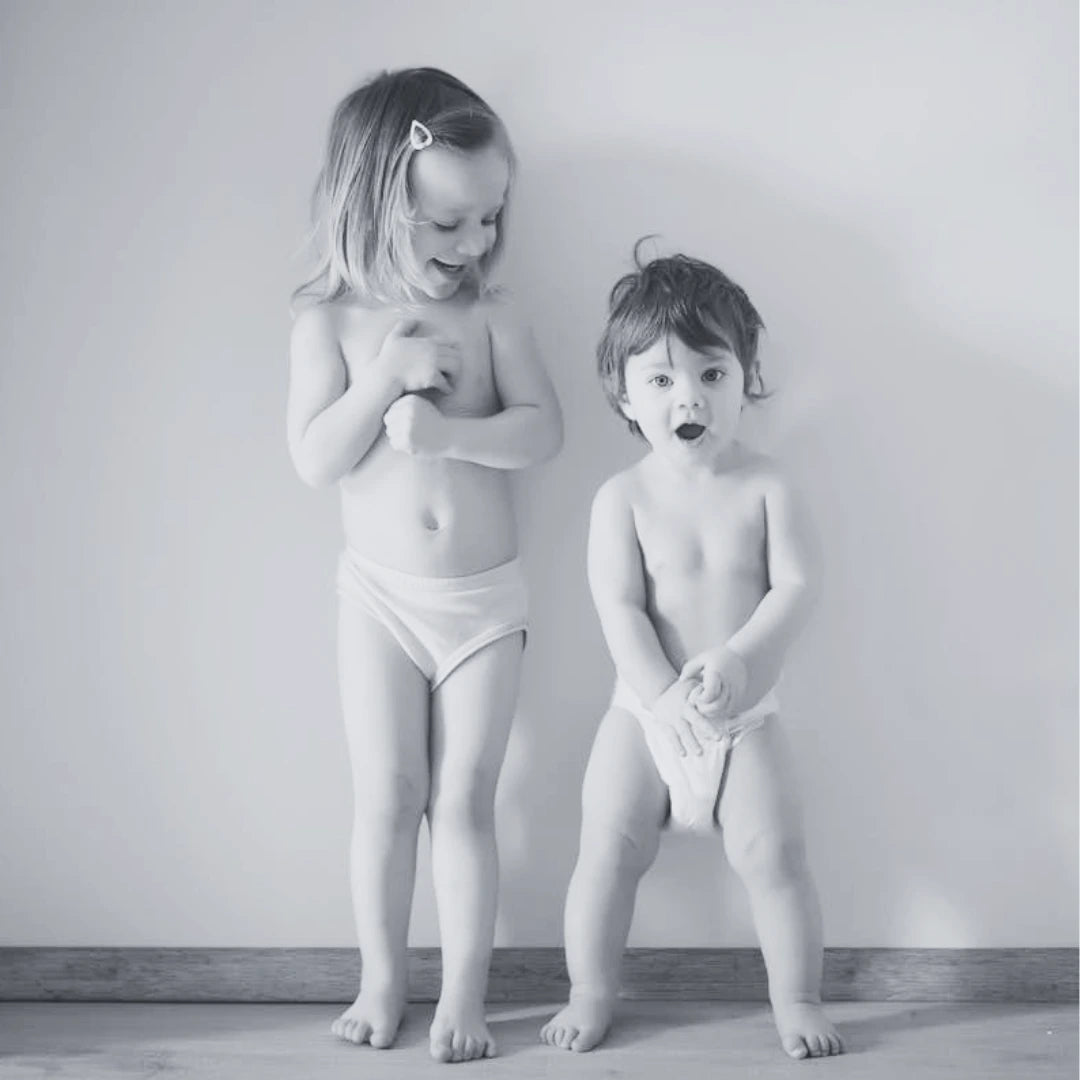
left=580, top=818, right=659, bottom=876
left=727, top=829, right=807, bottom=889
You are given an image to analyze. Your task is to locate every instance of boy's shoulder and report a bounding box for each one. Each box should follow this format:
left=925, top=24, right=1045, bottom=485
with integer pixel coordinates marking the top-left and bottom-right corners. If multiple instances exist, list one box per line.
left=592, top=461, right=648, bottom=513
left=732, top=445, right=786, bottom=484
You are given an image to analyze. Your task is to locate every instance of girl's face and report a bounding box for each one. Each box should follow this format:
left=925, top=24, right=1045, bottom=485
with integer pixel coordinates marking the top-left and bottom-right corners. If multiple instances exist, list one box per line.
left=408, top=144, right=510, bottom=300
left=620, top=334, right=746, bottom=468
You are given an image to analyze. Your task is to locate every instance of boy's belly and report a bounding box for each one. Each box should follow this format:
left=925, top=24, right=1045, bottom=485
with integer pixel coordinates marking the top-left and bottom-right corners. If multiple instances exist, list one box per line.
left=340, top=446, right=517, bottom=578
left=648, top=570, right=767, bottom=669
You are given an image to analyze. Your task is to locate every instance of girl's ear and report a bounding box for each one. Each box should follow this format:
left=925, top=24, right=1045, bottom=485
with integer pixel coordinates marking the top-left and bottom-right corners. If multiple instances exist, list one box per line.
left=618, top=395, right=636, bottom=422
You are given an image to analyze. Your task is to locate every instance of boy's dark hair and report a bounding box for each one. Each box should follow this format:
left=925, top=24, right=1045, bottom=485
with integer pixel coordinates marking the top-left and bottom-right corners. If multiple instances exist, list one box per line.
left=597, top=240, right=767, bottom=436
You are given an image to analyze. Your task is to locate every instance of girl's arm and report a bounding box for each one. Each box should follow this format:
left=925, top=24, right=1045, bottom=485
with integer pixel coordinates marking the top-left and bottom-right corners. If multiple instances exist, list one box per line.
left=439, top=297, right=563, bottom=469
left=286, top=305, right=401, bottom=487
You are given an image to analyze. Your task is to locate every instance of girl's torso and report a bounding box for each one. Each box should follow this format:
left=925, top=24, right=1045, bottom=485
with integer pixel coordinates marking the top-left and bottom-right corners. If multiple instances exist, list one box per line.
left=333, top=296, right=517, bottom=578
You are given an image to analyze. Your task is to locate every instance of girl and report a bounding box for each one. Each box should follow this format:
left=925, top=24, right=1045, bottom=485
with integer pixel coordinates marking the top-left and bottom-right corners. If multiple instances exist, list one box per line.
left=287, top=68, right=562, bottom=1063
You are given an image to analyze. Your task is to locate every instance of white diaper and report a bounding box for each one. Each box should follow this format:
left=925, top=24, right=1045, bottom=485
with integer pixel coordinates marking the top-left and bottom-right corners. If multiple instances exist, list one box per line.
left=612, top=680, right=779, bottom=833
left=337, top=547, right=527, bottom=688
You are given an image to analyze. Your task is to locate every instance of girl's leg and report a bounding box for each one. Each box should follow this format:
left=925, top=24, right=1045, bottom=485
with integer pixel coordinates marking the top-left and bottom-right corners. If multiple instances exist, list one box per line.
left=331, top=601, right=430, bottom=1049
left=719, top=717, right=843, bottom=1059
left=541, top=706, right=668, bottom=1053
left=425, top=633, right=524, bottom=1063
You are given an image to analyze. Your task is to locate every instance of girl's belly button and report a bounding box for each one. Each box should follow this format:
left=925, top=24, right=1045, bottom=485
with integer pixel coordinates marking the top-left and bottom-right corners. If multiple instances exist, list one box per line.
left=421, top=508, right=443, bottom=531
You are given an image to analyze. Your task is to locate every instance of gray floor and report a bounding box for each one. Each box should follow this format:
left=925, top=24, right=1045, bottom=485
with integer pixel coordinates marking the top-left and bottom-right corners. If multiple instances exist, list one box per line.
left=0, top=1001, right=1076, bottom=1079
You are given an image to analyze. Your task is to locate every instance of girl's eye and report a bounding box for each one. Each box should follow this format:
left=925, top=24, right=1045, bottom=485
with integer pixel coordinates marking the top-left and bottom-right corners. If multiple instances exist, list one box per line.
left=481, top=217, right=498, bottom=228
left=433, top=221, right=459, bottom=233
left=702, top=368, right=724, bottom=383
left=650, top=374, right=672, bottom=388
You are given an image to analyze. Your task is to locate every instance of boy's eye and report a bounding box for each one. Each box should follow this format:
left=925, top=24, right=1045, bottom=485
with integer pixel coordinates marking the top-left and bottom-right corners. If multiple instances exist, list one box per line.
left=702, top=368, right=725, bottom=383
left=649, top=374, right=672, bottom=388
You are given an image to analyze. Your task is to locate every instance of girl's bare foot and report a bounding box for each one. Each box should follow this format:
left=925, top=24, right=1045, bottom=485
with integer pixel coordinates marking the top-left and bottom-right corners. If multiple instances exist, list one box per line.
left=331, top=985, right=406, bottom=1049
left=429, top=996, right=496, bottom=1063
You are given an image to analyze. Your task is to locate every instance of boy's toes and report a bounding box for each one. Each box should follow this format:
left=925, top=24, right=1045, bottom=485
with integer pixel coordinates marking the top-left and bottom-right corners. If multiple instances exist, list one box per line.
left=783, top=1034, right=810, bottom=1059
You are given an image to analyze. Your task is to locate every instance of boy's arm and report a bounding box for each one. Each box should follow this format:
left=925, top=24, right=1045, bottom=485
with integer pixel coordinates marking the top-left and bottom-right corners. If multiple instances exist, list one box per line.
left=286, top=306, right=404, bottom=487
left=438, top=297, right=563, bottom=468
left=588, top=480, right=679, bottom=707
left=589, top=480, right=708, bottom=756
left=687, top=469, right=821, bottom=705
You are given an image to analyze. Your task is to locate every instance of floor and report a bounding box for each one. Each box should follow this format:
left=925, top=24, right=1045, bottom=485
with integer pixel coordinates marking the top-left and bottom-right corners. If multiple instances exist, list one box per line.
left=0, top=1001, right=1075, bottom=1079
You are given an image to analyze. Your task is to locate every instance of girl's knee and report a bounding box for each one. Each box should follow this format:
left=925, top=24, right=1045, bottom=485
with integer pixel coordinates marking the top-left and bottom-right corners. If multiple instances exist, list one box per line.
left=427, top=780, right=497, bottom=833
left=355, top=770, right=428, bottom=832
left=726, top=829, right=808, bottom=889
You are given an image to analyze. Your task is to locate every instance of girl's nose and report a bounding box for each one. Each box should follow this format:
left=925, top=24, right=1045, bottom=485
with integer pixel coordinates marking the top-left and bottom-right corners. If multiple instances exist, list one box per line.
left=456, top=224, right=489, bottom=258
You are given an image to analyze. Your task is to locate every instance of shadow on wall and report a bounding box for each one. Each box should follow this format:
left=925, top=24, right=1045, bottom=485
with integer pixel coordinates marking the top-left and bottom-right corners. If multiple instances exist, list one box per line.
left=492, top=143, right=1077, bottom=947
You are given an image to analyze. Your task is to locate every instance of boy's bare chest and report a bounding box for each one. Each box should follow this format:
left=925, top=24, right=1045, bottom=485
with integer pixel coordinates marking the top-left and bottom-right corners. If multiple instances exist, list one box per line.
left=634, top=493, right=766, bottom=579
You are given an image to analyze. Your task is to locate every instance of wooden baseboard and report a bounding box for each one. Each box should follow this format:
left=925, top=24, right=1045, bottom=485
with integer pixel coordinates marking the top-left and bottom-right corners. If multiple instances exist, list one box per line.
left=0, top=947, right=1074, bottom=1003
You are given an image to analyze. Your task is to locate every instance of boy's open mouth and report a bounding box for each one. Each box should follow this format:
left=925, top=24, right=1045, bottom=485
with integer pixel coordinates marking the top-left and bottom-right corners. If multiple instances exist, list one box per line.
left=675, top=423, right=705, bottom=441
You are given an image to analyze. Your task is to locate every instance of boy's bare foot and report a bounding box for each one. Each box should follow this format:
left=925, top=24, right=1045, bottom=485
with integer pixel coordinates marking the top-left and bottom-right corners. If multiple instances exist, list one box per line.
left=772, top=1000, right=844, bottom=1059
left=540, top=992, right=615, bottom=1052
left=331, top=987, right=405, bottom=1049
left=429, top=997, right=496, bottom=1063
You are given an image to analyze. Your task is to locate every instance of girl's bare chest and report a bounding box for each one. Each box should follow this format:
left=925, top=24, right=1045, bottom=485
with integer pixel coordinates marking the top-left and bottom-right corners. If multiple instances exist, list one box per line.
left=343, top=311, right=497, bottom=410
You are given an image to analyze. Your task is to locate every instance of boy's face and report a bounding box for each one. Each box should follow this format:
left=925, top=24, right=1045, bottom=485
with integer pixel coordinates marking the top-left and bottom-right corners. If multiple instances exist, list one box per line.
left=408, top=144, right=509, bottom=300
left=620, top=335, right=746, bottom=465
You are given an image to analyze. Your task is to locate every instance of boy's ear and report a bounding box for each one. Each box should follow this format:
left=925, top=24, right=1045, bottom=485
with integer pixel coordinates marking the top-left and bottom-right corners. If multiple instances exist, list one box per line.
left=618, top=395, right=636, bottom=422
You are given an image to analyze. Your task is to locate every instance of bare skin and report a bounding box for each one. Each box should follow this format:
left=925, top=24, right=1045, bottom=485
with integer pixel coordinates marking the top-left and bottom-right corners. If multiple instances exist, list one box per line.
left=289, top=146, right=562, bottom=1063
left=542, top=336, right=841, bottom=1059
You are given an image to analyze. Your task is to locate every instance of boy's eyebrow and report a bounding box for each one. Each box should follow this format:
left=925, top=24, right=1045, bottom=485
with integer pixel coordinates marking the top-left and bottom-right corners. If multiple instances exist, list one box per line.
left=701, top=346, right=737, bottom=361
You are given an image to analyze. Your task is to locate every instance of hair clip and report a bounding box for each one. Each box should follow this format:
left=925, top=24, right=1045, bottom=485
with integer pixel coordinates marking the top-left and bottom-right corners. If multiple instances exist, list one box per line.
left=409, top=120, right=433, bottom=150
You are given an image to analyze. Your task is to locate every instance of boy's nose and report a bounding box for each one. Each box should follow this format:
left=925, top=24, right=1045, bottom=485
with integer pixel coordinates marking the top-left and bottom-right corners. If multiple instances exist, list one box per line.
left=676, top=383, right=703, bottom=409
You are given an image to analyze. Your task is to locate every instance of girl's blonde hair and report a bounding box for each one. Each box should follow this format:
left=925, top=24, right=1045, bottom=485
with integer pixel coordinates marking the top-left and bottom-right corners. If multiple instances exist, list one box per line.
left=294, top=68, right=514, bottom=307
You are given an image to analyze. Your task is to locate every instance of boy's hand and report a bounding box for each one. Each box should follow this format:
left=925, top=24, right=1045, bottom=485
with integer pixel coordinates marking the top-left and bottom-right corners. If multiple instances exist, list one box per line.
left=680, top=647, right=748, bottom=721
left=378, top=319, right=461, bottom=395
left=383, top=394, right=449, bottom=457
left=651, top=678, right=709, bottom=758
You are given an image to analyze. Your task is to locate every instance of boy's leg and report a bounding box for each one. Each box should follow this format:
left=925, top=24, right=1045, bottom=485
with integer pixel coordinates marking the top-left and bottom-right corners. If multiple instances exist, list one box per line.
left=426, top=633, right=524, bottom=1063
left=332, top=601, right=430, bottom=1049
left=541, top=706, right=667, bottom=1052
left=719, top=717, right=842, bottom=1059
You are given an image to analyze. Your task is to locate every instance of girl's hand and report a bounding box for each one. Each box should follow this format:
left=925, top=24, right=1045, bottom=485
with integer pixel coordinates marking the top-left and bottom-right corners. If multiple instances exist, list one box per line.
left=379, top=319, right=461, bottom=395
left=680, top=647, right=748, bottom=721
left=383, top=394, right=449, bottom=457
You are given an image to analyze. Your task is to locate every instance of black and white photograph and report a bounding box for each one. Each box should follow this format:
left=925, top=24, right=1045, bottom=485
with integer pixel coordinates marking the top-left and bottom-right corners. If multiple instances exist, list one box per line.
left=1, top=2, right=1076, bottom=1077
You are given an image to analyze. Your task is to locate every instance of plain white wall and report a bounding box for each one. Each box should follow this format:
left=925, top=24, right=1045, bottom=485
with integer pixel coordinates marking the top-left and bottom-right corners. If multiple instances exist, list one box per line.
left=1, top=0, right=1075, bottom=949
